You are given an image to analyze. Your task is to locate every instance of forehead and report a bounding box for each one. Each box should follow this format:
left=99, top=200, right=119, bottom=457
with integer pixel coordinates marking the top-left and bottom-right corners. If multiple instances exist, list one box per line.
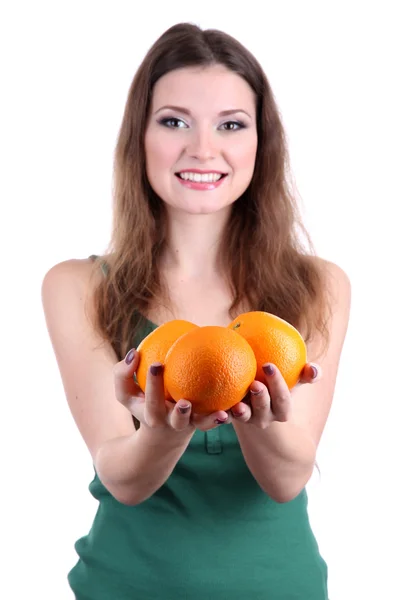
left=150, top=65, right=256, bottom=115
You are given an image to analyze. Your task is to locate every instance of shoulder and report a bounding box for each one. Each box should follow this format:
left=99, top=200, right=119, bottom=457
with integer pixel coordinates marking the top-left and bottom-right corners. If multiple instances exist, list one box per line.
left=41, top=257, right=106, bottom=331
left=308, top=256, right=351, bottom=357
left=314, top=256, right=351, bottom=311
left=41, top=257, right=103, bottom=297
left=42, top=256, right=98, bottom=281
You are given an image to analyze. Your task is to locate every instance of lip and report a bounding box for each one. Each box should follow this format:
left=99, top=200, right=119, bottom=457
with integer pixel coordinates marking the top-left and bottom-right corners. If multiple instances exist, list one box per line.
left=175, top=173, right=228, bottom=191
left=176, top=169, right=227, bottom=175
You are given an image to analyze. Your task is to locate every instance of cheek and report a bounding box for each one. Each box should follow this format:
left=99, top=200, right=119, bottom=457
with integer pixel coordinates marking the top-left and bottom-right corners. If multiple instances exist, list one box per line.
left=145, top=132, right=179, bottom=174
left=145, top=136, right=161, bottom=174
left=230, top=137, right=258, bottom=171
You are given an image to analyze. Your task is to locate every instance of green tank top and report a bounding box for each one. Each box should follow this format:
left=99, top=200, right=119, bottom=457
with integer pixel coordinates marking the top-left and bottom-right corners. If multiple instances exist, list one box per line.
left=67, top=256, right=329, bottom=599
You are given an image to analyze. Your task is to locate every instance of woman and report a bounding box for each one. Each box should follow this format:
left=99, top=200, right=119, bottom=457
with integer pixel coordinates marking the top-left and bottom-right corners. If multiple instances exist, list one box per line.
left=42, top=22, right=351, bottom=600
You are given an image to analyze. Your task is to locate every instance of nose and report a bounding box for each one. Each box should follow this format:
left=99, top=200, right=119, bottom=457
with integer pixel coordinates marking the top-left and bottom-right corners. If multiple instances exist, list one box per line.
left=185, top=126, right=217, bottom=161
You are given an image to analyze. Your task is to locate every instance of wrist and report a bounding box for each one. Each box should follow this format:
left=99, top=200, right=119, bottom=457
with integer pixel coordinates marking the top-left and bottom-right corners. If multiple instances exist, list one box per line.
left=137, top=422, right=194, bottom=450
left=234, top=418, right=316, bottom=463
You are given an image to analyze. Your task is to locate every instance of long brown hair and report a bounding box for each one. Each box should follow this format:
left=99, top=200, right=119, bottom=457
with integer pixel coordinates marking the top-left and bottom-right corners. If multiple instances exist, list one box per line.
left=88, top=22, right=332, bottom=361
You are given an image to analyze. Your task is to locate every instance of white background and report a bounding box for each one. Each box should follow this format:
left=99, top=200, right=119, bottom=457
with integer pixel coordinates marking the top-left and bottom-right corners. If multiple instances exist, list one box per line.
left=1, top=1, right=399, bottom=599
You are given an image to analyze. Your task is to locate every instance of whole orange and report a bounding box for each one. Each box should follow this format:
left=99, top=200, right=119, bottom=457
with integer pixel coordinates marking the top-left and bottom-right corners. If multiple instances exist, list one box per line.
left=228, top=311, right=307, bottom=389
left=164, top=326, right=257, bottom=414
left=136, top=319, right=198, bottom=397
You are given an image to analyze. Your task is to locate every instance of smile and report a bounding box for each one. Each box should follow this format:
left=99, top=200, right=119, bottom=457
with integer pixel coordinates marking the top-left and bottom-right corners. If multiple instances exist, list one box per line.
left=177, top=172, right=226, bottom=183
left=175, top=171, right=228, bottom=191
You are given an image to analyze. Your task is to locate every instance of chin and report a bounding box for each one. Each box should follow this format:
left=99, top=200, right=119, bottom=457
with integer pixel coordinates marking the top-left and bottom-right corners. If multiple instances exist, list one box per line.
left=174, top=191, right=235, bottom=214
left=182, top=200, right=233, bottom=216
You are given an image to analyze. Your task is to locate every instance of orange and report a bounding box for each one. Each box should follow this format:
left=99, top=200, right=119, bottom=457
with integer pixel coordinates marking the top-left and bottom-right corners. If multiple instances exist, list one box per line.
left=136, top=319, right=198, bottom=397
left=164, top=326, right=257, bottom=414
left=228, top=311, right=307, bottom=389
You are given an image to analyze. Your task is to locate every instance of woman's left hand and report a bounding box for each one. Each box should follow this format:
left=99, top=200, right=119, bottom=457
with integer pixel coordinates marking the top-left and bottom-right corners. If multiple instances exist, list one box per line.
left=228, top=362, right=322, bottom=429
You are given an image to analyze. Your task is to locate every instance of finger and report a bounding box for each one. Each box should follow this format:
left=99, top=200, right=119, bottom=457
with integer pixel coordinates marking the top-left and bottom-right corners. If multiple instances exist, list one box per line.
left=262, top=364, right=292, bottom=422
left=191, top=409, right=230, bottom=431
left=247, top=380, right=272, bottom=427
left=298, top=362, right=322, bottom=384
left=114, top=348, right=143, bottom=405
left=230, top=400, right=252, bottom=422
left=123, top=394, right=146, bottom=423
left=144, top=363, right=167, bottom=426
left=169, top=399, right=193, bottom=431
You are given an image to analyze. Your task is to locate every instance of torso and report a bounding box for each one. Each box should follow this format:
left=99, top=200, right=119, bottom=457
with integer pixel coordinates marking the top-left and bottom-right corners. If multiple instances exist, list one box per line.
left=67, top=257, right=329, bottom=600
left=146, top=275, right=240, bottom=327
left=85, top=256, right=248, bottom=329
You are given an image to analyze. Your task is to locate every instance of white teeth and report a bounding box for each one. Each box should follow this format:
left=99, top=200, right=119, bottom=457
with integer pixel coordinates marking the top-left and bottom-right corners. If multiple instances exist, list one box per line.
left=178, top=172, right=223, bottom=183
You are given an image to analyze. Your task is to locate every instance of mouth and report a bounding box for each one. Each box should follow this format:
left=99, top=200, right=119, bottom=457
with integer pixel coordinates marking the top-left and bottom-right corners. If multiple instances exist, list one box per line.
left=175, top=172, right=228, bottom=183
left=174, top=171, right=228, bottom=191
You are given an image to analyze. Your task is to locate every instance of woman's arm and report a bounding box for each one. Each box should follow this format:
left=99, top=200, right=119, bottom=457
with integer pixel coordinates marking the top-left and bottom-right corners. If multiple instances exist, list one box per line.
left=232, top=419, right=316, bottom=502
left=231, top=261, right=351, bottom=502
left=95, top=426, right=193, bottom=505
left=41, top=259, right=195, bottom=506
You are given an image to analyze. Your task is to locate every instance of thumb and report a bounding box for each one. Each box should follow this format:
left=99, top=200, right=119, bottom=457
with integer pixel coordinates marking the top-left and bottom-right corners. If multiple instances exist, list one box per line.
left=113, top=348, right=142, bottom=405
left=298, top=362, right=322, bottom=385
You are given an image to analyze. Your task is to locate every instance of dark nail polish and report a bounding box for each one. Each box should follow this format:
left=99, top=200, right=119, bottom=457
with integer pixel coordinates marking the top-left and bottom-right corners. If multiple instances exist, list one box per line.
left=150, top=364, right=163, bottom=376
left=178, top=404, right=191, bottom=414
left=311, top=365, right=318, bottom=379
left=125, top=348, right=136, bottom=365
left=250, top=388, right=263, bottom=395
left=215, top=418, right=227, bottom=425
left=263, top=364, right=275, bottom=376
left=233, top=411, right=244, bottom=418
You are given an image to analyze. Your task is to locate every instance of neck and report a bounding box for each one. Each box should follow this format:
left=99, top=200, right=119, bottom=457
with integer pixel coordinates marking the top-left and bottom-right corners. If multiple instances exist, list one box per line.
left=162, top=208, right=231, bottom=279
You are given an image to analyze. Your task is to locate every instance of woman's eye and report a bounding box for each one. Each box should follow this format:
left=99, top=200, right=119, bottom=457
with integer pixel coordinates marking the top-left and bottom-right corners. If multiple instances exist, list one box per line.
left=159, top=117, right=188, bottom=129
left=219, top=121, right=246, bottom=131
left=158, top=118, right=246, bottom=131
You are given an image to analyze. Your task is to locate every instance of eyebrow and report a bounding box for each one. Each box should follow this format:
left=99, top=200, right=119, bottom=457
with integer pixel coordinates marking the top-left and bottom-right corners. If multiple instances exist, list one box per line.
left=154, top=105, right=253, bottom=119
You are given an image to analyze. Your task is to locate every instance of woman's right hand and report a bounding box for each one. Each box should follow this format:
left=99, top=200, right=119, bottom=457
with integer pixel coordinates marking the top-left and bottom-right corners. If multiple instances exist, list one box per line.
left=113, top=348, right=231, bottom=434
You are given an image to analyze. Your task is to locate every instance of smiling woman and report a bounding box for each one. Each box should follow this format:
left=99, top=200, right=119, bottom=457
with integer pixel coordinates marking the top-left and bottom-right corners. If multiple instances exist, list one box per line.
left=41, top=20, right=350, bottom=600
left=144, top=64, right=258, bottom=212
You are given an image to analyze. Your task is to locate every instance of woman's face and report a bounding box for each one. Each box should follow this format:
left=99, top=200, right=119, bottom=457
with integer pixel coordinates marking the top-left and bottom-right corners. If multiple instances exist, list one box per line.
left=144, top=64, right=258, bottom=216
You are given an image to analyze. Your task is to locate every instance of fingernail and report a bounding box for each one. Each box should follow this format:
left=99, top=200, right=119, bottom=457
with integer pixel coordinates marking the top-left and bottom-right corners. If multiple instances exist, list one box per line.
left=150, top=363, right=163, bottom=376
left=310, top=365, right=318, bottom=379
left=232, top=410, right=245, bottom=418
left=178, top=404, right=191, bottom=414
left=250, top=388, right=263, bottom=395
left=215, top=417, right=227, bottom=425
left=263, top=364, right=275, bottom=376
left=125, top=348, right=136, bottom=365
